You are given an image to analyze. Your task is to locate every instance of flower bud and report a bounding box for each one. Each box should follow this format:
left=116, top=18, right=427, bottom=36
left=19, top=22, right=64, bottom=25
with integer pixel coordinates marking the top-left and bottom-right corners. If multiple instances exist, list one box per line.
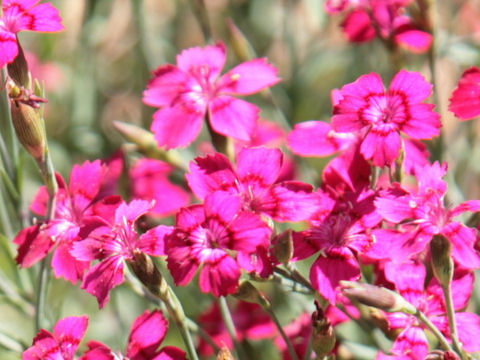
left=430, top=234, right=453, bottom=287
left=226, top=18, right=255, bottom=62
left=128, top=251, right=162, bottom=295
left=340, top=281, right=416, bottom=314
left=10, top=101, right=46, bottom=162
left=425, top=350, right=461, bottom=360
left=234, top=281, right=270, bottom=309
left=7, top=44, right=30, bottom=87
left=273, top=229, right=293, bottom=264
left=311, top=300, right=336, bottom=357
left=113, top=121, right=185, bottom=170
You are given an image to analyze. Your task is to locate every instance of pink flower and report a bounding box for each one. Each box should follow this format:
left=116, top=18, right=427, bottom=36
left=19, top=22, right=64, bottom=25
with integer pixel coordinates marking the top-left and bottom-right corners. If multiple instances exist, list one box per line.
left=374, top=162, right=480, bottom=268
left=23, top=315, right=89, bottom=360
left=14, top=160, right=115, bottom=283
left=71, top=200, right=171, bottom=307
left=332, top=70, right=440, bottom=167
left=293, top=188, right=381, bottom=304
left=130, top=158, right=190, bottom=217
left=187, top=147, right=319, bottom=222
left=197, top=301, right=275, bottom=356
left=0, top=0, right=64, bottom=68
left=381, top=261, right=480, bottom=356
left=80, top=310, right=186, bottom=360
left=143, top=42, right=280, bottom=149
left=449, top=66, right=480, bottom=120
left=166, top=191, right=272, bottom=296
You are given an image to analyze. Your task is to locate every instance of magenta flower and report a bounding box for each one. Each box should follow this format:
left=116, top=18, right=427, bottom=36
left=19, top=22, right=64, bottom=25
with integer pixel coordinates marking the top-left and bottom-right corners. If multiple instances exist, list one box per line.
left=198, top=301, right=275, bottom=356
left=449, top=66, right=480, bottom=120
left=130, top=158, right=190, bottom=217
left=380, top=261, right=480, bottom=357
left=0, top=0, right=64, bottom=68
left=332, top=70, right=440, bottom=167
left=80, top=310, right=186, bottom=360
left=166, top=191, right=272, bottom=296
left=374, top=162, right=480, bottom=268
left=143, top=42, right=280, bottom=149
left=14, top=160, right=116, bottom=283
left=71, top=200, right=171, bottom=307
left=187, top=147, right=319, bottom=222
left=293, top=187, right=381, bottom=304
left=23, top=315, right=89, bottom=360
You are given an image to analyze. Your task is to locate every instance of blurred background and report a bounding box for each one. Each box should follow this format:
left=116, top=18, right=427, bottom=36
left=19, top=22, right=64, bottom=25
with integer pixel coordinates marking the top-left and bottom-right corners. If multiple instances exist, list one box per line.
left=1, top=0, right=480, bottom=358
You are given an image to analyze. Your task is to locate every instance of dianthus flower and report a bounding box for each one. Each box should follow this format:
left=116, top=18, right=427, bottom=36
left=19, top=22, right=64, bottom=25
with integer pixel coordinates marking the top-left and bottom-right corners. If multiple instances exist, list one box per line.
left=0, top=0, right=64, bottom=68
left=325, top=0, right=432, bottom=52
left=143, top=42, right=280, bottom=149
left=374, top=162, right=480, bottom=268
left=332, top=70, right=440, bottom=167
left=71, top=200, right=171, bottom=307
left=187, top=147, right=319, bottom=222
left=80, top=310, right=186, bottom=360
left=376, top=262, right=480, bottom=359
left=23, top=315, right=89, bottom=360
left=449, top=66, right=480, bottom=120
left=14, top=160, right=116, bottom=283
left=165, top=191, right=272, bottom=296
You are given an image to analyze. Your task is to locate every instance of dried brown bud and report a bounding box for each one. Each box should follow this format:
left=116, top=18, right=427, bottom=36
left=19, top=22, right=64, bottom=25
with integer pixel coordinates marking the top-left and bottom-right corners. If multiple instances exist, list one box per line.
left=234, top=281, right=270, bottom=308
left=128, top=251, right=162, bottom=295
left=311, top=300, right=336, bottom=357
left=10, top=101, right=46, bottom=161
left=7, top=44, right=30, bottom=87
left=273, top=229, right=294, bottom=264
left=341, top=281, right=416, bottom=314
left=430, top=234, right=453, bottom=287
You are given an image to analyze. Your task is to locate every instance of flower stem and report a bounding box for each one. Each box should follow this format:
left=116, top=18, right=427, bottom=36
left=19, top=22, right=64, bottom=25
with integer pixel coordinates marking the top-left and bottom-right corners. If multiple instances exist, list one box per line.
left=441, top=283, right=467, bottom=359
left=415, top=309, right=453, bottom=353
left=265, top=305, right=299, bottom=360
left=219, top=296, right=245, bottom=359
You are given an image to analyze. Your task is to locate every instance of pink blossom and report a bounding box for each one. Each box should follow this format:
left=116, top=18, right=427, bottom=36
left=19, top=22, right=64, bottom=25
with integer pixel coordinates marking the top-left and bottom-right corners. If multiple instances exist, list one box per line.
left=165, top=191, right=272, bottom=296
left=71, top=200, right=171, bottom=307
left=0, top=0, right=64, bottom=68
left=187, top=147, right=319, bottom=222
left=332, top=70, right=440, bottom=167
left=293, top=187, right=381, bottom=304
left=23, top=315, right=88, bottom=360
left=381, top=261, right=480, bottom=356
left=143, top=42, right=280, bottom=149
left=80, top=310, right=186, bottom=360
left=449, top=66, right=480, bottom=120
left=197, top=301, right=275, bottom=356
left=14, top=160, right=116, bottom=283
left=374, top=162, right=480, bottom=268
left=130, top=158, right=190, bottom=217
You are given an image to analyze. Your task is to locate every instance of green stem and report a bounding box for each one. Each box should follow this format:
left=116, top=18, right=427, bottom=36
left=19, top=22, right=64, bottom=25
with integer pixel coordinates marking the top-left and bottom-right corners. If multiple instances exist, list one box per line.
left=0, top=330, right=24, bottom=353
left=219, top=296, right=243, bottom=359
left=34, top=256, right=50, bottom=331
left=415, top=309, right=453, bottom=353
left=442, top=283, right=467, bottom=359
left=265, top=306, right=299, bottom=360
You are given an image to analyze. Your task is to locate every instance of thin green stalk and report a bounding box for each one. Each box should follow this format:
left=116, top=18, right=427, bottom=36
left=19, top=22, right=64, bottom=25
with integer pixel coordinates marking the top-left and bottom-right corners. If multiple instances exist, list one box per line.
left=442, top=283, right=466, bottom=359
left=265, top=306, right=299, bottom=360
left=219, top=296, right=243, bottom=359
left=303, top=334, right=313, bottom=360
left=415, top=309, right=453, bottom=353
left=0, top=330, right=24, bottom=353
left=1, top=69, right=18, bottom=176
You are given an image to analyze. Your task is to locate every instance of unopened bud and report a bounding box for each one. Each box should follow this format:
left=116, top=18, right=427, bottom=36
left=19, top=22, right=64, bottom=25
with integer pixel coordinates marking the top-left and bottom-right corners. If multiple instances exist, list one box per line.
left=226, top=18, right=255, bottom=61
left=217, top=347, right=235, bottom=360
left=425, top=350, right=461, bottom=360
left=10, top=101, right=46, bottom=161
left=7, top=44, right=30, bottom=87
left=113, top=121, right=185, bottom=170
left=234, top=281, right=270, bottom=308
left=273, top=229, right=293, bottom=264
left=128, top=251, right=162, bottom=295
left=430, top=234, right=453, bottom=287
left=393, top=142, right=405, bottom=183
left=341, top=281, right=416, bottom=314
left=311, top=300, right=336, bottom=357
